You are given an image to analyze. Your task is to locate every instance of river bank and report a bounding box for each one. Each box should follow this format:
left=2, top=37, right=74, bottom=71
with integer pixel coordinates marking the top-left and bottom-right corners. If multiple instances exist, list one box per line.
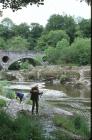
left=0, top=65, right=91, bottom=89
left=0, top=80, right=91, bottom=140
left=0, top=65, right=91, bottom=140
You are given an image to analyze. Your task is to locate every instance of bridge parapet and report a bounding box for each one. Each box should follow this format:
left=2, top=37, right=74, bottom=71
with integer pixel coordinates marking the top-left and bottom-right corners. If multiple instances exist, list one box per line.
left=0, top=50, right=45, bottom=70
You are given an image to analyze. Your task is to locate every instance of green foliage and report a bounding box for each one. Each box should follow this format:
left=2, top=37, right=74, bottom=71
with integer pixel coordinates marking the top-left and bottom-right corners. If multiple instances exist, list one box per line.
left=69, top=38, right=91, bottom=65
left=0, top=80, right=15, bottom=99
left=53, top=114, right=90, bottom=138
left=47, top=30, right=69, bottom=47
left=12, top=23, right=30, bottom=39
left=60, top=72, right=80, bottom=83
left=0, top=80, right=8, bottom=96
left=53, top=130, right=73, bottom=140
left=7, top=36, right=30, bottom=51
left=36, top=34, right=48, bottom=51
left=45, top=39, right=70, bottom=64
left=0, top=0, right=44, bottom=11
left=45, top=14, right=76, bottom=43
left=0, top=37, right=6, bottom=49
left=0, top=24, right=14, bottom=40
left=0, top=99, right=6, bottom=107
left=0, top=15, right=91, bottom=67
left=45, top=37, right=90, bottom=65
left=20, top=60, right=29, bottom=69
left=0, top=110, right=48, bottom=140
left=45, top=14, right=65, bottom=31
left=1, top=18, right=14, bottom=29
left=45, top=47, right=57, bottom=64
left=30, top=23, right=44, bottom=39
left=35, top=55, right=43, bottom=64
left=56, top=38, right=69, bottom=49
left=6, top=90, right=16, bottom=99
left=36, top=30, right=69, bottom=51
left=78, top=18, right=91, bottom=38
left=60, top=74, right=70, bottom=83
left=0, top=0, right=90, bottom=13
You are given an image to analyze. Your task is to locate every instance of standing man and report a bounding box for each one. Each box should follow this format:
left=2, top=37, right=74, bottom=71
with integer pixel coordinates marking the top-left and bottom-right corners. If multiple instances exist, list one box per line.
left=30, top=86, right=43, bottom=114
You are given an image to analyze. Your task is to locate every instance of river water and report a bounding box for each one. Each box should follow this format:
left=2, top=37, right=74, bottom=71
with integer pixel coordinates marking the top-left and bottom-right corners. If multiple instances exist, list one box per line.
left=7, top=81, right=91, bottom=113
left=6, top=81, right=91, bottom=131
left=4, top=80, right=91, bottom=139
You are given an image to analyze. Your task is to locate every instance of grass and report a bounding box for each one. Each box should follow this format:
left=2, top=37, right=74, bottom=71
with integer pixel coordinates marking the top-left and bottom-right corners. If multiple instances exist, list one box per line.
left=0, top=110, right=55, bottom=140
left=53, top=114, right=90, bottom=139
left=0, top=109, right=75, bottom=140
left=0, top=99, right=6, bottom=107
left=26, top=99, right=32, bottom=105
left=0, top=80, right=16, bottom=99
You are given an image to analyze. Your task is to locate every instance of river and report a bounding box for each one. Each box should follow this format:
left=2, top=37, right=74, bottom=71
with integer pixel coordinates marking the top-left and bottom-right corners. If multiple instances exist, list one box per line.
left=6, top=81, right=91, bottom=120
left=4, top=80, right=91, bottom=139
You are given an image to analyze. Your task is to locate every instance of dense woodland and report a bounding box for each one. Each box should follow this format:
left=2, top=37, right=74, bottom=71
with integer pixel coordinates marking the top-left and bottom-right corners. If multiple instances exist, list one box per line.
left=0, top=14, right=91, bottom=66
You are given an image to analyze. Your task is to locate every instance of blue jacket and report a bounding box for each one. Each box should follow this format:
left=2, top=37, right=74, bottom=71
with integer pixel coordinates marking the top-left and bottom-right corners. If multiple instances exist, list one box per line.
left=16, top=92, right=24, bottom=99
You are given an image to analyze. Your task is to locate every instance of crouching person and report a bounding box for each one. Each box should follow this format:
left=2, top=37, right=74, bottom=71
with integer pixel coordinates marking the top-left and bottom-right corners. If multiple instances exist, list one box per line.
left=15, top=91, right=24, bottom=103
left=30, top=86, right=43, bottom=115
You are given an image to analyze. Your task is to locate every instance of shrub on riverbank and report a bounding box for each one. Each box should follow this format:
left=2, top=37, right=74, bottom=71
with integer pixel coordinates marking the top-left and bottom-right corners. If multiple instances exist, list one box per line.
left=0, top=110, right=46, bottom=140
left=0, top=99, right=6, bottom=107
left=60, top=71, right=80, bottom=84
left=0, top=80, right=15, bottom=99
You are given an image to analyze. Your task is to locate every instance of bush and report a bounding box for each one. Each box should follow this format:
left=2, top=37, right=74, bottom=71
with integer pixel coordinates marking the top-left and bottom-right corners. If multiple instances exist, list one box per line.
left=0, top=111, right=48, bottom=140
left=0, top=99, right=6, bottom=107
left=45, top=37, right=91, bottom=66
left=6, top=90, right=16, bottom=99
left=60, top=74, right=70, bottom=83
left=53, top=114, right=90, bottom=139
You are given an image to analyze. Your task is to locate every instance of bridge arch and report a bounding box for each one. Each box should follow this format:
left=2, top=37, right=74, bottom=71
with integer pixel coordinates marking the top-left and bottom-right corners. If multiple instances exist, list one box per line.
left=8, top=57, right=40, bottom=70
left=0, top=51, right=45, bottom=70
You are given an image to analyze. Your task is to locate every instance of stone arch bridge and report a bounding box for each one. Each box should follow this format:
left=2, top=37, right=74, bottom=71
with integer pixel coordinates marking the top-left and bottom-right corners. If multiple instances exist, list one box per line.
left=0, top=50, right=45, bottom=70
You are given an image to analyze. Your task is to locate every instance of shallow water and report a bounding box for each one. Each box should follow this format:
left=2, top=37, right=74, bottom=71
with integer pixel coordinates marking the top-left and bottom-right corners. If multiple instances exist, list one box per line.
left=4, top=81, right=91, bottom=136
left=45, top=83, right=91, bottom=98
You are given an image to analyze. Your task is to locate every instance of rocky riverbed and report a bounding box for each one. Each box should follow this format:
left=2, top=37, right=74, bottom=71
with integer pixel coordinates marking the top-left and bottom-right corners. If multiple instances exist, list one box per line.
left=0, top=65, right=91, bottom=88
left=0, top=65, right=91, bottom=140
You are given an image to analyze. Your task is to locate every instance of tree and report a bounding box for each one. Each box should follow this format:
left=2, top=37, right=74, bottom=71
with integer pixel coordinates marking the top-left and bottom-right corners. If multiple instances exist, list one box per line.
left=56, top=39, right=69, bottom=49
left=6, top=36, right=30, bottom=51
left=0, top=0, right=91, bottom=11
left=45, top=47, right=57, bottom=64
left=45, top=14, right=77, bottom=43
left=63, top=38, right=91, bottom=65
left=45, top=37, right=91, bottom=65
left=0, top=0, right=44, bottom=11
left=0, top=0, right=90, bottom=17
left=45, top=14, right=65, bottom=31
left=28, top=23, right=44, bottom=50
left=46, top=30, right=69, bottom=47
left=12, top=23, right=31, bottom=39
left=63, top=15, right=77, bottom=43
left=78, top=18, right=91, bottom=38
left=0, top=24, right=14, bottom=40
left=30, top=23, right=43, bottom=39
left=0, top=37, right=6, bottom=49
left=1, top=18, right=14, bottom=29
left=36, top=30, right=69, bottom=51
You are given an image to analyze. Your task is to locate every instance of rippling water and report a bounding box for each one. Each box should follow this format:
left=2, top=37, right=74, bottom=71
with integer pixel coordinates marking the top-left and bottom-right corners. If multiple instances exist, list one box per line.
left=5, top=81, right=91, bottom=133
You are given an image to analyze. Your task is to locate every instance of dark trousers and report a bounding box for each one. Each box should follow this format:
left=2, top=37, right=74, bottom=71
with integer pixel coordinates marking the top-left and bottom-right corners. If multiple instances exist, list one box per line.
left=16, top=96, right=23, bottom=103
left=32, top=99, right=39, bottom=114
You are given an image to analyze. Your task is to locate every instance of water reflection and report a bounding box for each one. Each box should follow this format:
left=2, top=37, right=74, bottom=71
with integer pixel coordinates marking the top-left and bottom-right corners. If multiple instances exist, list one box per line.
left=45, top=83, right=91, bottom=98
